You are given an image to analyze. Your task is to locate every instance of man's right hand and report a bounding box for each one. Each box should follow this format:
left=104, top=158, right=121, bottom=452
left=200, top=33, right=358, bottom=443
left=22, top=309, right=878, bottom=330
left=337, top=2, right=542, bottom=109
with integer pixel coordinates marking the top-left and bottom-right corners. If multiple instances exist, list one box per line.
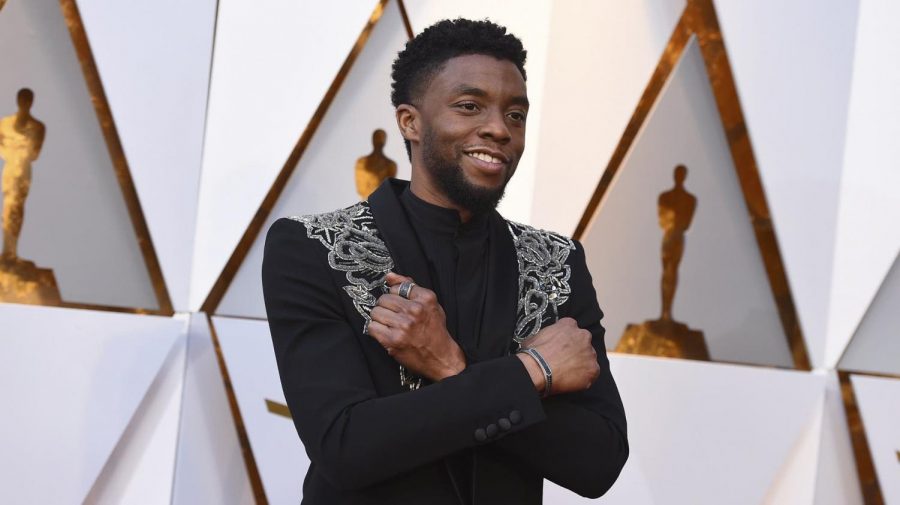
left=517, top=317, right=600, bottom=396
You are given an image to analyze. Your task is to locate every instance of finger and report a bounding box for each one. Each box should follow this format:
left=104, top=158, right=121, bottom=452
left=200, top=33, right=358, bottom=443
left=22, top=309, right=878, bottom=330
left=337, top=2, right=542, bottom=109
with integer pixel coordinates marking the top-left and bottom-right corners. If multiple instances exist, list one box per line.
left=389, top=283, right=436, bottom=304
left=388, top=281, right=417, bottom=296
left=370, top=305, right=409, bottom=329
left=366, top=319, right=395, bottom=347
left=384, top=271, right=414, bottom=286
left=376, top=293, right=408, bottom=312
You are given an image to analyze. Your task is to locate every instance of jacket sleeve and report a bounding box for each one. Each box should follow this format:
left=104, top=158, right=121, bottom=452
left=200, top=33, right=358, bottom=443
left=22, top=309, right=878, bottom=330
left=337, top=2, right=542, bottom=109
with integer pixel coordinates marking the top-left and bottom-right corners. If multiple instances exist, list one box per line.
left=262, top=217, right=548, bottom=491
left=490, top=239, right=629, bottom=499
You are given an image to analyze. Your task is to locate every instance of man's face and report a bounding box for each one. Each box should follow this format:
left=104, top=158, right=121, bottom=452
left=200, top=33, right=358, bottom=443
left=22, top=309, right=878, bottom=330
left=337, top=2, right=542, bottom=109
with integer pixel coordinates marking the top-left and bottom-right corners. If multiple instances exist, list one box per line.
left=414, top=54, right=528, bottom=215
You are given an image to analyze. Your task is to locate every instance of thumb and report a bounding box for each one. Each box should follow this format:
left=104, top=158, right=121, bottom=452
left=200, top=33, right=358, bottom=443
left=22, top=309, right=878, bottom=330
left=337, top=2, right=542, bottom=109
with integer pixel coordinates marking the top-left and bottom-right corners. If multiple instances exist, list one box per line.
left=384, top=271, right=414, bottom=286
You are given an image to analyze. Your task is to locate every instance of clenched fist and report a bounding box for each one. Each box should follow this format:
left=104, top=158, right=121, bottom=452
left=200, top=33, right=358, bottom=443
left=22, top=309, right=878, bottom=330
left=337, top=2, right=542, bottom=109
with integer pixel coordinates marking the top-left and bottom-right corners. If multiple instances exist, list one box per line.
left=518, top=317, right=600, bottom=396
left=367, top=272, right=467, bottom=381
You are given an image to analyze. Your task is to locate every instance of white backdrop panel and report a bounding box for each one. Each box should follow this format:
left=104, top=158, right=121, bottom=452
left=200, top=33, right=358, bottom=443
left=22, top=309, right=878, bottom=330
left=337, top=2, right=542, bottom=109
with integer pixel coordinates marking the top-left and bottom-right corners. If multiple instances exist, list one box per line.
left=404, top=0, right=553, bottom=225
left=213, top=315, right=308, bottom=505
left=713, top=0, right=860, bottom=369
left=762, top=398, right=822, bottom=505
left=813, top=372, right=864, bottom=505
left=531, top=0, right=685, bottom=236
left=838, top=252, right=900, bottom=376
left=599, top=354, right=823, bottom=505
left=0, top=304, right=181, bottom=503
left=217, top=0, right=410, bottom=319
left=826, top=0, right=900, bottom=369
left=0, top=0, right=157, bottom=309
left=171, top=313, right=254, bottom=505
left=581, top=39, right=791, bottom=367
left=172, top=313, right=254, bottom=505
left=77, top=0, right=218, bottom=311
left=85, top=329, right=187, bottom=504
left=850, top=374, right=900, bottom=503
left=190, top=0, right=381, bottom=310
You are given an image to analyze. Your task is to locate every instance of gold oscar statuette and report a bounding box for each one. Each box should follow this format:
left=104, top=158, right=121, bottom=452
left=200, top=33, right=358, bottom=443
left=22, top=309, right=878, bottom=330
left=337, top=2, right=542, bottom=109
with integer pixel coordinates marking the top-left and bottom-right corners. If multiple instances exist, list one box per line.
left=355, top=128, right=397, bottom=200
left=0, top=88, right=61, bottom=305
left=616, top=165, right=710, bottom=360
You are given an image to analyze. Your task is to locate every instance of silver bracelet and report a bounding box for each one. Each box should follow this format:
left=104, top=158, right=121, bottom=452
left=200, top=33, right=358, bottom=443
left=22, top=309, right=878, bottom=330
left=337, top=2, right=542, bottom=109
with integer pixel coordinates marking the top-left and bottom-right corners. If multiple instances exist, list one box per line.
left=517, top=347, right=552, bottom=397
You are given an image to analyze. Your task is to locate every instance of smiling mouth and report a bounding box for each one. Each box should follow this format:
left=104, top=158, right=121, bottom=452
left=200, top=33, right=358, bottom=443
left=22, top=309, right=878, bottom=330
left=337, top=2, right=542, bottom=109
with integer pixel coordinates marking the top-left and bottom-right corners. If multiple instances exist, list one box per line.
left=466, top=152, right=505, bottom=164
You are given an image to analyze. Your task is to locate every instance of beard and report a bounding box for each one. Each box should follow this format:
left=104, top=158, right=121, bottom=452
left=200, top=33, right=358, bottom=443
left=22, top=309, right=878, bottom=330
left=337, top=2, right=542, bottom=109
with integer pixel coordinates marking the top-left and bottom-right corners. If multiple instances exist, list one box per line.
left=421, top=129, right=511, bottom=216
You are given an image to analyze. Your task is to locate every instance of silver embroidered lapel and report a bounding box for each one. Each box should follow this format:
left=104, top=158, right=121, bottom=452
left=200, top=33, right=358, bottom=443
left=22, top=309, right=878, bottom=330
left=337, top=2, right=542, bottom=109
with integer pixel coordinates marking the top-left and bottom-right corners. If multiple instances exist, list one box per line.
left=506, top=221, right=575, bottom=344
left=290, top=202, right=421, bottom=390
left=291, top=202, right=393, bottom=326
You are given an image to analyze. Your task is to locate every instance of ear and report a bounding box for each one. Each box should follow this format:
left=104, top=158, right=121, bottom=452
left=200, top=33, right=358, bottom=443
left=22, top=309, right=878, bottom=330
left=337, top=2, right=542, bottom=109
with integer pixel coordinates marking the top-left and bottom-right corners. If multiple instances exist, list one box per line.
left=395, top=104, right=421, bottom=144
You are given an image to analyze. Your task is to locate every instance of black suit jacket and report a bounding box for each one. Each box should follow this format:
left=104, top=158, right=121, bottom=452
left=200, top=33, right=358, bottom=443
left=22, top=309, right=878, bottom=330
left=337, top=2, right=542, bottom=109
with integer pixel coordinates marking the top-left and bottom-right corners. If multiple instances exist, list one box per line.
left=262, top=180, right=628, bottom=504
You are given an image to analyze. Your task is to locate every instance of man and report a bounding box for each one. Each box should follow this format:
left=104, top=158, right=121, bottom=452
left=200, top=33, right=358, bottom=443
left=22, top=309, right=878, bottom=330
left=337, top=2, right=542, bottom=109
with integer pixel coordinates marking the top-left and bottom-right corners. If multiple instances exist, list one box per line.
left=263, top=19, right=627, bottom=504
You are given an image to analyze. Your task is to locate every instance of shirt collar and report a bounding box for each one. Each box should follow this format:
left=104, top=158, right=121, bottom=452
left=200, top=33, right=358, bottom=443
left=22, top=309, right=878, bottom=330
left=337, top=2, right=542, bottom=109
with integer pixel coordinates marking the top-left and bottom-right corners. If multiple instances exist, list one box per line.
left=400, top=186, right=489, bottom=237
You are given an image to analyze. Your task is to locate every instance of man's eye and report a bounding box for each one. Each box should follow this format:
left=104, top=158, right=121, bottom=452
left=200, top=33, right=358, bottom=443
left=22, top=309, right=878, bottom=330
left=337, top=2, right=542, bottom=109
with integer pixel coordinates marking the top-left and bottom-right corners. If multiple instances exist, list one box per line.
left=508, top=111, right=526, bottom=122
left=457, top=102, right=479, bottom=112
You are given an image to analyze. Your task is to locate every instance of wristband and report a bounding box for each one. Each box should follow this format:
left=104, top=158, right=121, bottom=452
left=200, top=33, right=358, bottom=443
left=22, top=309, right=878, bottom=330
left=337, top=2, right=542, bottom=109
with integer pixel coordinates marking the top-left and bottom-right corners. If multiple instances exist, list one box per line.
left=517, top=347, right=552, bottom=397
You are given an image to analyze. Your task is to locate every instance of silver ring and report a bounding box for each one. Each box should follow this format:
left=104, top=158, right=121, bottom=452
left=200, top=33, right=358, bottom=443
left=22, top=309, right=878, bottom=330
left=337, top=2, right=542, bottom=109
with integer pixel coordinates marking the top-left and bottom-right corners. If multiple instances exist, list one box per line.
left=398, top=281, right=415, bottom=300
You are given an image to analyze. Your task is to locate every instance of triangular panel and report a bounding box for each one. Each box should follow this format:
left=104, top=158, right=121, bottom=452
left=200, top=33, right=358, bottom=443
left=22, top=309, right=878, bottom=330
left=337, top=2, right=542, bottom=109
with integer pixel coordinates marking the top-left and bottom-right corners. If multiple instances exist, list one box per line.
left=171, top=313, right=254, bottom=505
left=190, top=0, right=394, bottom=310
left=608, top=354, right=823, bottom=504
left=76, top=0, right=217, bottom=311
left=212, top=315, right=309, bottom=504
left=0, top=304, right=181, bottom=503
left=714, top=0, right=860, bottom=371
left=812, top=372, right=864, bottom=505
left=824, top=0, right=900, bottom=369
left=211, top=0, right=411, bottom=318
left=576, top=1, right=808, bottom=369
left=838, top=250, right=900, bottom=376
left=84, top=330, right=188, bottom=504
left=849, top=374, right=900, bottom=504
left=0, top=0, right=170, bottom=313
left=763, top=403, right=822, bottom=504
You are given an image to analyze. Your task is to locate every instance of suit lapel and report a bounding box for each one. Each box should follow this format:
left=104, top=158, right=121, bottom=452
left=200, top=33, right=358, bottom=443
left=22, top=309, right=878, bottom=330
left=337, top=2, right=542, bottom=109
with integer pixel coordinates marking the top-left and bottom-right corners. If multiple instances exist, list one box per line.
left=367, top=178, right=437, bottom=295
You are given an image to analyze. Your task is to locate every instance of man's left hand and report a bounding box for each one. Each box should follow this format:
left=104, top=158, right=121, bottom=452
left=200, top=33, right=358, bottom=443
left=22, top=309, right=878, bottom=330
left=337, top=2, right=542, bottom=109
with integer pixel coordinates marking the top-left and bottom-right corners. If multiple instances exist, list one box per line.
left=367, top=272, right=467, bottom=382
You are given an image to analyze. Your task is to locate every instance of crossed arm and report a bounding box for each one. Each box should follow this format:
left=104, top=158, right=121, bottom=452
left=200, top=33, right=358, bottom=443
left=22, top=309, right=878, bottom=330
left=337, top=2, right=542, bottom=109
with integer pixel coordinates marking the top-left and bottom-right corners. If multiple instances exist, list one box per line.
left=262, top=217, right=628, bottom=496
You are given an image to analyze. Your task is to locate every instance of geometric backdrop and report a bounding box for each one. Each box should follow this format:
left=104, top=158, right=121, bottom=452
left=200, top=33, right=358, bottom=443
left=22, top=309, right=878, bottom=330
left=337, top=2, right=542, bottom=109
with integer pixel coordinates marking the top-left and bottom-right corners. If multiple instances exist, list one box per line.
left=1, top=0, right=898, bottom=504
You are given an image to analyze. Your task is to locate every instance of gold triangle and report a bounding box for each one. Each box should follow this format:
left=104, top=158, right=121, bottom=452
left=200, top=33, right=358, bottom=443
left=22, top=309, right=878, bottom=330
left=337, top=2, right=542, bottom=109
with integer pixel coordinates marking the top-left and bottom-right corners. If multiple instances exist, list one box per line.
left=200, top=0, right=411, bottom=315
left=574, top=0, right=810, bottom=370
left=0, top=0, right=172, bottom=314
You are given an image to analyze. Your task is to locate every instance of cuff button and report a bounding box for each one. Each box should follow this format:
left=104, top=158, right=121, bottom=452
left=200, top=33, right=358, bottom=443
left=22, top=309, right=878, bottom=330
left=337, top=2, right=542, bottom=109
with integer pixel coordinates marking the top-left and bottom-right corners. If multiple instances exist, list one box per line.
left=509, top=410, right=522, bottom=425
left=474, top=428, right=487, bottom=442
left=486, top=423, right=498, bottom=437
left=498, top=418, right=511, bottom=431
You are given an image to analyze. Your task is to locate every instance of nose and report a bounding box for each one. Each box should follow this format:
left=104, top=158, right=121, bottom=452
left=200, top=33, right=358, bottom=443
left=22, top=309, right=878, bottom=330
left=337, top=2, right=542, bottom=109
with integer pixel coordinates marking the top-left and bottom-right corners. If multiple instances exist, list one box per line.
left=477, top=109, right=511, bottom=144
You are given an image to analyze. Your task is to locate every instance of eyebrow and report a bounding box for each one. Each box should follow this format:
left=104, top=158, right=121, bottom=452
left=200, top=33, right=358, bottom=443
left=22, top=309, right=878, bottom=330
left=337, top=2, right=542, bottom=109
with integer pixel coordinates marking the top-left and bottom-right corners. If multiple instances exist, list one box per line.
left=452, top=85, right=530, bottom=108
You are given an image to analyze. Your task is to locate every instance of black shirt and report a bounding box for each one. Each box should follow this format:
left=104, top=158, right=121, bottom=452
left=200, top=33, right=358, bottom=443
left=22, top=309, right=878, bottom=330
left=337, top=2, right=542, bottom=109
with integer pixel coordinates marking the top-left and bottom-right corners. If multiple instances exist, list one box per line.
left=399, top=188, right=490, bottom=504
left=399, top=187, right=489, bottom=353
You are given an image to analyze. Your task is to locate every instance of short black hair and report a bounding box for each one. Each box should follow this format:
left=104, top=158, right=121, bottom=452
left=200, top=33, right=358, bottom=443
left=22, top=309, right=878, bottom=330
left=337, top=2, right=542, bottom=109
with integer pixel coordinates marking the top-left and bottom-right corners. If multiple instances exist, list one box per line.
left=391, top=18, right=527, bottom=158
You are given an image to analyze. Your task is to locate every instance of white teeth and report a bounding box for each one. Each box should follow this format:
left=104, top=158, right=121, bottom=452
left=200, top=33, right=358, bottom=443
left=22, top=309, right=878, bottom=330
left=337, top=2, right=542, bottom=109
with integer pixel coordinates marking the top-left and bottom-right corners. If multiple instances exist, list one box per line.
left=468, top=152, right=502, bottom=164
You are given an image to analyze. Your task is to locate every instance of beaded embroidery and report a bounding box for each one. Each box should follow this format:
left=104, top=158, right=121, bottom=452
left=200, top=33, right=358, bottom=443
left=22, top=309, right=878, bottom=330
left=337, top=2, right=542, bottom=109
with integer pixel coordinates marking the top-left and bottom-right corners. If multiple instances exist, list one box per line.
left=291, top=203, right=421, bottom=389
left=291, top=203, right=574, bottom=389
left=506, top=221, right=575, bottom=344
